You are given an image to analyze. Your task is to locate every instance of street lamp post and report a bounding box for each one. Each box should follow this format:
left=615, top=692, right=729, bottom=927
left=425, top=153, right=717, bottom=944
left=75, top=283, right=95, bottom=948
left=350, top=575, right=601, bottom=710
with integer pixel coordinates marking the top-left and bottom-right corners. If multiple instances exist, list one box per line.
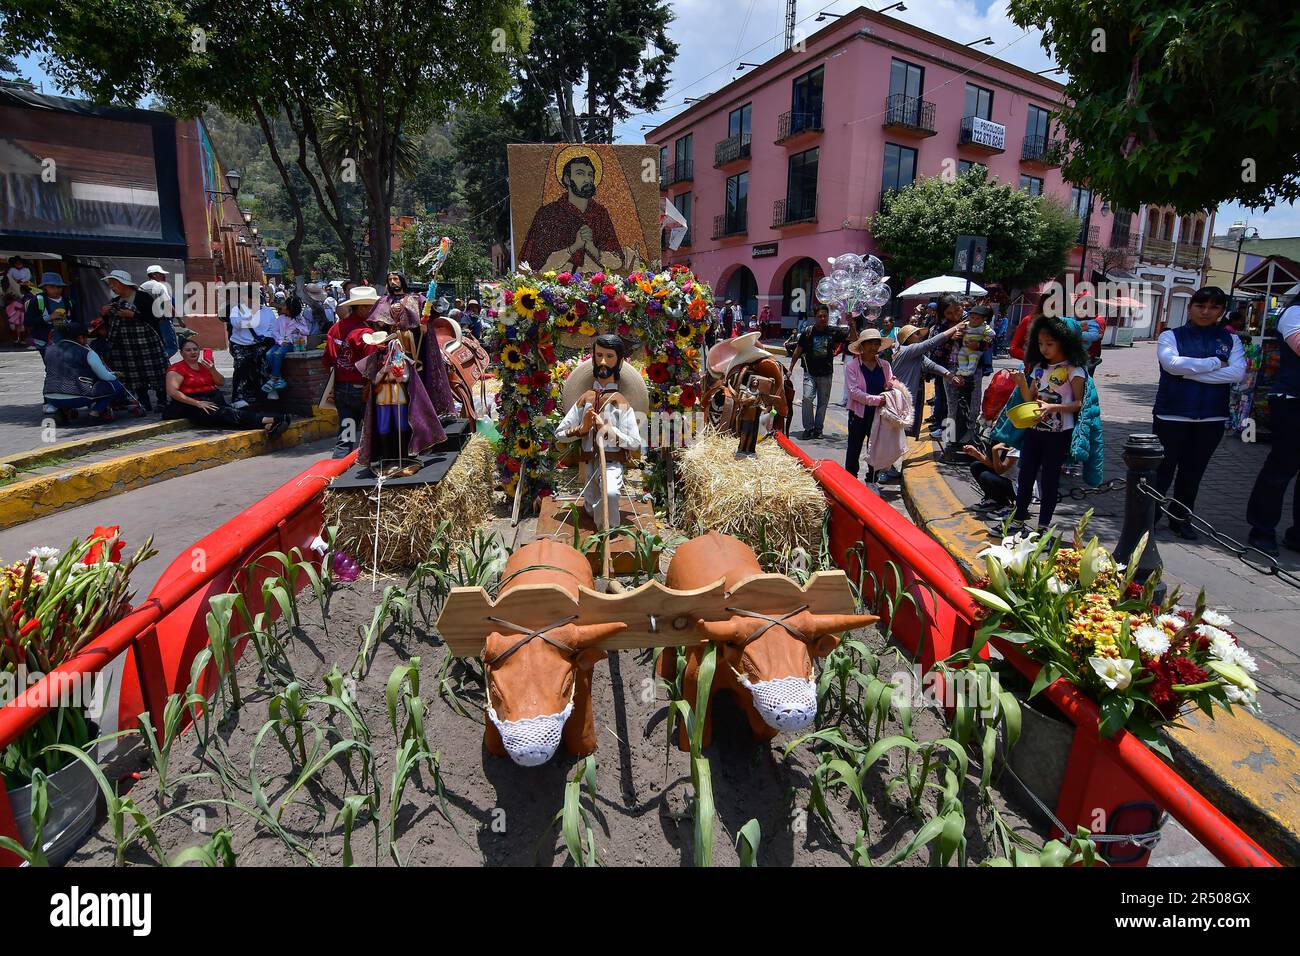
left=1229, top=226, right=1259, bottom=297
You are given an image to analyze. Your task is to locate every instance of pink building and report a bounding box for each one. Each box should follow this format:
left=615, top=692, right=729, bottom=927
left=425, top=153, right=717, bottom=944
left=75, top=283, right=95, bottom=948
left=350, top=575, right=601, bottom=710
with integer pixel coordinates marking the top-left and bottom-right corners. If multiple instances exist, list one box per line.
left=647, top=6, right=1115, bottom=326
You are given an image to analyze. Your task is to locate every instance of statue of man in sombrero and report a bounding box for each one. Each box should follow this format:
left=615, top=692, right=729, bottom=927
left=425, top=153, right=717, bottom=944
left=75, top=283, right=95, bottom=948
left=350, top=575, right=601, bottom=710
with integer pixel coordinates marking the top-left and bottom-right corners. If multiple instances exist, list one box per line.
left=519, top=146, right=638, bottom=274
left=555, top=334, right=646, bottom=530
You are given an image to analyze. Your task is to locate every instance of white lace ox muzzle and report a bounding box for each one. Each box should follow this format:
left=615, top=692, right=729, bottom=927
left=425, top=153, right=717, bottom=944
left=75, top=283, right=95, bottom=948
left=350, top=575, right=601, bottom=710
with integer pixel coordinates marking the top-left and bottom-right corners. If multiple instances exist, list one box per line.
left=739, top=675, right=819, bottom=732
left=487, top=700, right=575, bottom=767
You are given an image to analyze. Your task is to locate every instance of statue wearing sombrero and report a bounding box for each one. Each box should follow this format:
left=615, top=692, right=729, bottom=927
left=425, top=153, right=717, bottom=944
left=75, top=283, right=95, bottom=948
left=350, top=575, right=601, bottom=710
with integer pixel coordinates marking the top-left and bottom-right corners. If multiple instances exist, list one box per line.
left=701, top=330, right=793, bottom=450
left=518, top=146, right=641, bottom=274
left=356, top=295, right=446, bottom=477
left=555, top=334, right=646, bottom=530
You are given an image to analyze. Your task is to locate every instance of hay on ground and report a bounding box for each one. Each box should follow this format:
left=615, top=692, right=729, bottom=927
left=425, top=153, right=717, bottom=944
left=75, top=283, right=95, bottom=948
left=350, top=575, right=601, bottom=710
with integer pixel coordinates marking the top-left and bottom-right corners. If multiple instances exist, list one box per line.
left=323, top=433, right=495, bottom=572
left=677, top=429, right=825, bottom=554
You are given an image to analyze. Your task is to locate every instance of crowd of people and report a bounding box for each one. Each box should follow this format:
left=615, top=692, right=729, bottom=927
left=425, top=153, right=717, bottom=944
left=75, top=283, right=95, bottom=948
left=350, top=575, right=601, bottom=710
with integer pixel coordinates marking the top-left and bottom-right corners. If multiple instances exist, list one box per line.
left=777, top=282, right=1299, bottom=553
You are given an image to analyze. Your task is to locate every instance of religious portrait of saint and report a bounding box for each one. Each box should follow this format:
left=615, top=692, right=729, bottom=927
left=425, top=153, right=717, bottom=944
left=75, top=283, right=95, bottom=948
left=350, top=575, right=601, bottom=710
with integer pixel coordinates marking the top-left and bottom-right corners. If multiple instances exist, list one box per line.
left=509, top=144, right=660, bottom=276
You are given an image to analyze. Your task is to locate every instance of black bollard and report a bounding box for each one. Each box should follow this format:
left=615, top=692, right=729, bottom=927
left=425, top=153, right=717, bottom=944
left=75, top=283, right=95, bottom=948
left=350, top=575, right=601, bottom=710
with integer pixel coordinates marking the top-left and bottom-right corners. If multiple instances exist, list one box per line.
left=1115, top=433, right=1164, bottom=590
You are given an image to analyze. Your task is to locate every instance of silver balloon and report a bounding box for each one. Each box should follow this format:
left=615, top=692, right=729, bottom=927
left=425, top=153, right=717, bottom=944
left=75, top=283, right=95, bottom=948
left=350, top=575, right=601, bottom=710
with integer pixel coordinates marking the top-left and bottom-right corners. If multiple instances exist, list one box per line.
left=815, top=276, right=836, bottom=303
left=830, top=268, right=850, bottom=287
left=864, top=254, right=885, bottom=276
left=866, top=283, right=892, bottom=309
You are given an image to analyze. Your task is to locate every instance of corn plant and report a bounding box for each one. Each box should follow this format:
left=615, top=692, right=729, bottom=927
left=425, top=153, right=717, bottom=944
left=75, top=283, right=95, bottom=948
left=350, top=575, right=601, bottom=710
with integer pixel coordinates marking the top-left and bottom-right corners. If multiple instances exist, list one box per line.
left=205, top=592, right=246, bottom=710
left=387, top=738, right=438, bottom=866
left=661, top=643, right=718, bottom=867
left=352, top=584, right=412, bottom=678
left=0, top=768, right=49, bottom=866
left=168, top=828, right=237, bottom=867
left=268, top=681, right=311, bottom=766
left=136, top=692, right=211, bottom=807
left=735, top=818, right=761, bottom=867
left=244, top=722, right=323, bottom=865
left=334, top=792, right=378, bottom=867
left=553, top=754, right=600, bottom=867
left=980, top=827, right=1099, bottom=867
left=436, top=654, right=484, bottom=719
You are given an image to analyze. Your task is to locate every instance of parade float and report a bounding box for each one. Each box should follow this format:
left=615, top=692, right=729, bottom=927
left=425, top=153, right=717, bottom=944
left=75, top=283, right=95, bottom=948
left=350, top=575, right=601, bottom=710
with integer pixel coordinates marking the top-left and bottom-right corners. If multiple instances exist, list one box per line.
left=0, top=149, right=1280, bottom=867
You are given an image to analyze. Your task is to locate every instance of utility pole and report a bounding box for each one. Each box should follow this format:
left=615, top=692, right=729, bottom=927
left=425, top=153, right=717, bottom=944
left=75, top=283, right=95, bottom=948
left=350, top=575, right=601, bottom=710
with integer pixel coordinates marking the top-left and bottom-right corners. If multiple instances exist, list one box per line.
left=785, top=0, right=797, bottom=50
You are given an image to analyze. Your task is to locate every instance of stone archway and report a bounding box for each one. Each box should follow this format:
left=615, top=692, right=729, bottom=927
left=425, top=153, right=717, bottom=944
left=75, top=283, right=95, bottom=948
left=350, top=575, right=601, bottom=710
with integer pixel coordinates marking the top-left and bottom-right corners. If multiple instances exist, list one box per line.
left=775, top=256, right=823, bottom=328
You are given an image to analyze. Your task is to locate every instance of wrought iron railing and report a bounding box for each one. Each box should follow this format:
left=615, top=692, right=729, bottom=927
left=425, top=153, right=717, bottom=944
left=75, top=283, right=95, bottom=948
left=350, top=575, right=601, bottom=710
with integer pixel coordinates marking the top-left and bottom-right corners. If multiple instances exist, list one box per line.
left=883, top=93, right=936, bottom=133
left=714, top=133, right=752, bottom=166
left=773, top=195, right=817, bottom=227
left=776, top=109, right=823, bottom=142
left=712, top=208, right=748, bottom=239
left=1021, top=134, right=1063, bottom=165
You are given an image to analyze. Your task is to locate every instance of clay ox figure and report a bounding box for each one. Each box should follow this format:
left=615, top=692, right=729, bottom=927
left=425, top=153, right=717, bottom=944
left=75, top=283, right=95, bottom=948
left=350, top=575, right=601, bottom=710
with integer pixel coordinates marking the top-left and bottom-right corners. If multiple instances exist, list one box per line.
left=702, top=331, right=792, bottom=442
left=482, top=540, right=625, bottom=766
left=658, top=532, right=877, bottom=748
left=555, top=334, right=644, bottom=530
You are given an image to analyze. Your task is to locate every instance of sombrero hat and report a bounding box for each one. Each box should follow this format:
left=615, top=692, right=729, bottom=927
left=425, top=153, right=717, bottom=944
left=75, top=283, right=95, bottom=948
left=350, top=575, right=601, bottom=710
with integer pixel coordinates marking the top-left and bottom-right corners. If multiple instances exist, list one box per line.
left=340, top=285, right=379, bottom=309
left=560, top=358, right=649, bottom=416
left=707, top=331, right=768, bottom=375
left=361, top=329, right=395, bottom=347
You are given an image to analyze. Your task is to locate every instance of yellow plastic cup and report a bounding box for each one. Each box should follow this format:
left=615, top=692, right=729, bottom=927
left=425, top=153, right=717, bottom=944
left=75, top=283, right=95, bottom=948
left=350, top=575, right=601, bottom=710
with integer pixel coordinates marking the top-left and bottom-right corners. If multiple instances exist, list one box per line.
left=1008, top=402, right=1043, bottom=429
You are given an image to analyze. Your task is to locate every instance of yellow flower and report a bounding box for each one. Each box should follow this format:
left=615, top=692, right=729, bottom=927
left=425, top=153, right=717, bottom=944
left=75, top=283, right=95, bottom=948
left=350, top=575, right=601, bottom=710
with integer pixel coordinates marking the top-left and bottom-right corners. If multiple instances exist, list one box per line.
left=577, top=321, right=596, bottom=337
left=501, top=344, right=525, bottom=370
left=514, top=435, right=536, bottom=457
left=513, top=287, right=540, bottom=318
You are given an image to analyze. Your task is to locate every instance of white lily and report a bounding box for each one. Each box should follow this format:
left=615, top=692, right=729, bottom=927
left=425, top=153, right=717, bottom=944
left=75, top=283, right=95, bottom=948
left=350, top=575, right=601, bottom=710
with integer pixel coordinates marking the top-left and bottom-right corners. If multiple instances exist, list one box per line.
left=1201, top=609, right=1234, bottom=628
left=1045, top=575, right=1070, bottom=595
left=979, top=532, right=1038, bottom=577
left=1089, top=656, right=1135, bottom=691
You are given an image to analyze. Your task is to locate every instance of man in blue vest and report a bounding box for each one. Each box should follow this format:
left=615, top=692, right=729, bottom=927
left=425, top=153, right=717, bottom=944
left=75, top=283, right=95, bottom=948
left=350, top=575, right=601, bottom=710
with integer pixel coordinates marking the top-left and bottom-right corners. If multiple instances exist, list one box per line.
left=1152, top=286, right=1244, bottom=541
left=42, top=322, right=128, bottom=422
left=1246, top=290, right=1300, bottom=556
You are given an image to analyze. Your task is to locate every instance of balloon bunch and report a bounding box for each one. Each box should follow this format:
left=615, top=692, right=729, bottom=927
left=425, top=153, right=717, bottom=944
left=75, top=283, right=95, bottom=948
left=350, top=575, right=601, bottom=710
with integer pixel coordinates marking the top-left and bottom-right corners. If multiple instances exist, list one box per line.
left=814, top=253, right=891, bottom=324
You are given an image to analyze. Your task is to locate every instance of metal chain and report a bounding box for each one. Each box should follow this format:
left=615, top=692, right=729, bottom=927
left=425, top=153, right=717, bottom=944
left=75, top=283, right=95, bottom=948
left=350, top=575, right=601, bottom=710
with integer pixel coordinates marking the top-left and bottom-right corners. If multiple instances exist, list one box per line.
left=1136, top=480, right=1300, bottom=590
left=1065, top=477, right=1127, bottom=501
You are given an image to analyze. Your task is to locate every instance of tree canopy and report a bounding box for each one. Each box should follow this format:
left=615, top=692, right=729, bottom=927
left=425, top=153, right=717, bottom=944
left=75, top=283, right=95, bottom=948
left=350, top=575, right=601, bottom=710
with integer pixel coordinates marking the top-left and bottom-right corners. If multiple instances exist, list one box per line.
left=871, top=168, right=1078, bottom=287
left=1009, top=0, right=1300, bottom=212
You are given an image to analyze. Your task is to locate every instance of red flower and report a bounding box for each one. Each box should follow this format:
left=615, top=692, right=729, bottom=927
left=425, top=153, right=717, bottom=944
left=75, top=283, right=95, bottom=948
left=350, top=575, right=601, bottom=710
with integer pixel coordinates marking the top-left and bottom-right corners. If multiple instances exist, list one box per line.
left=602, top=283, right=616, bottom=298
left=1124, top=582, right=1143, bottom=599
left=574, top=301, right=588, bottom=316
left=503, top=290, right=515, bottom=304
left=647, top=363, right=670, bottom=384
left=557, top=272, right=573, bottom=285
left=679, top=387, right=697, bottom=408
left=84, top=525, right=124, bottom=564
left=592, top=272, right=606, bottom=284
left=532, top=370, right=551, bottom=388
left=505, top=457, right=521, bottom=474
left=543, top=399, right=557, bottom=414
left=534, top=308, right=549, bottom=323
left=515, top=409, right=529, bottom=425
left=540, top=345, right=557, bottom=364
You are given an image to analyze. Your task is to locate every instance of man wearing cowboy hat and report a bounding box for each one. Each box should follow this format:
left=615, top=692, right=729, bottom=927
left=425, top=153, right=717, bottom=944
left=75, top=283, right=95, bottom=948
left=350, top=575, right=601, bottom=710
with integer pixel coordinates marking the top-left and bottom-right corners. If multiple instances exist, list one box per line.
left=518, top=146, right=629, bottom=273
left=140, top=264, right=178, bottom=358
left=323, top=285, right=378, bottom=458
left=25, top=271, right=74, bottom=353
left=463, top=298, right=483, bottom=340
left=556, top=334, right=645, bottom=530
left=787, top=304, right=849, bottom=439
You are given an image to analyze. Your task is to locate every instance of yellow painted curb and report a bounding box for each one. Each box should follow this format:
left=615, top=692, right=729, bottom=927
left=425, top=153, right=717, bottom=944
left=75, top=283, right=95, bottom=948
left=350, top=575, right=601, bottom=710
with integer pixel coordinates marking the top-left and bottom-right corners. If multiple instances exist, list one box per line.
left=900, top=417, right=1300, bottom=865
left=0, top=420, right=188, bottom=472
left=0, top=409, right=337, bottom=531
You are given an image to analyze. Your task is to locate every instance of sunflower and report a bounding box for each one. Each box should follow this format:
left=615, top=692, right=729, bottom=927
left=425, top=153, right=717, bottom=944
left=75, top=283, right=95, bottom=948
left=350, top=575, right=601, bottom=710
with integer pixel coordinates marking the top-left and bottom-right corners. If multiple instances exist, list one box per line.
left=675, top=327, right=695, bottom=349
left=513, top=435, right=536, bottom=457
left=501, top=343, right=525, bottom=369
left=513, top=286, right=540, bottom=318
left=577, top=321, right=597, bottom=337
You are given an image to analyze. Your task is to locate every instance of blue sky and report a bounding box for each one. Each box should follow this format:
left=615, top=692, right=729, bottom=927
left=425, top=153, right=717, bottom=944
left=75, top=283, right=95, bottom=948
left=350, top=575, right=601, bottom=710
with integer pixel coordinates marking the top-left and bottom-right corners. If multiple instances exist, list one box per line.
left=11, top=1, right=1296, bottom=238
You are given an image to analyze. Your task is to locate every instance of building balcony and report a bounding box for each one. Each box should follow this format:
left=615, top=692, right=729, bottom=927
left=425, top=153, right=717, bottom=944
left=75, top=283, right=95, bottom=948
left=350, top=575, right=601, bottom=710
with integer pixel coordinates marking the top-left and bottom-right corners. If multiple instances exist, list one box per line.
left=1138, top=235, right=1175, bottom=263
left=958, top=115, right=1006, bottom=153
left=714, top=133, right=752, bottom=168
left=1077, top=222, right=1101, bottom=246
left=659, top=159, right=694, bottom=190
left=1175, top=241, right=1206, bottom=270
left=1021, top=134, right=1064, bottom=168
left=881, top=94, right=937, bottom=137
left=772, top=196, right=817, bottom=228
left=712, top=209, right=748, bottom=240
left=776, top=109, right=823, bottom=145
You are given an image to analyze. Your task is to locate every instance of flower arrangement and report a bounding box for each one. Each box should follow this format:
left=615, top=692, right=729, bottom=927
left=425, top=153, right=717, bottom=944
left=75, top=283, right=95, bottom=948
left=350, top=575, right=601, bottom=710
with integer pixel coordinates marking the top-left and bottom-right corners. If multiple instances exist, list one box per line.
left=1, top=527, right=155, bottom=786
left=966, top=514, right=1258, bottom=753
left=487, top=264, right=712, bottom=500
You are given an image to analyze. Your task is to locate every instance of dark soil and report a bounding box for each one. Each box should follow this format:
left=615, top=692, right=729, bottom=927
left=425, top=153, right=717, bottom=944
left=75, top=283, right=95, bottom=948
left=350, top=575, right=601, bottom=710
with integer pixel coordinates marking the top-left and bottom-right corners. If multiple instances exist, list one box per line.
left=70, top=514, right=1047, bottom=867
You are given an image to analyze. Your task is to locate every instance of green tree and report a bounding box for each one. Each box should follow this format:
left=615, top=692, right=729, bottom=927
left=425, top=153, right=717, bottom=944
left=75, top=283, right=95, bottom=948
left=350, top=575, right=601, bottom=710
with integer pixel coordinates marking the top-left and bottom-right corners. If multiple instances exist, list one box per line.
left=392, top=216, right=496, bottom=292
left=313, top=252, right=344, bottom=279
left=1009, top=0, right=1300, bottom=211
left=872, top=168, right=1077, bottom=287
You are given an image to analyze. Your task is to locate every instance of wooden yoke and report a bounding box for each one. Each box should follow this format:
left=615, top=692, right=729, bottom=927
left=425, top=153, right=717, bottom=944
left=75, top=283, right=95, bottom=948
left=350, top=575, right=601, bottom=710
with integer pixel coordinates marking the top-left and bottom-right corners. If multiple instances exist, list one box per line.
left=436, top=569, right=860, bottom=657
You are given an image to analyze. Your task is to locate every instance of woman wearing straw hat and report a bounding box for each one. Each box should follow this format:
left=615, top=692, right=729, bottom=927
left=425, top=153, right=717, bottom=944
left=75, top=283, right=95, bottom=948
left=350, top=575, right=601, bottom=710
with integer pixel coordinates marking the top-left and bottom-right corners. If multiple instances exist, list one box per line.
left=874, top=319, right=967, bottom=481
left=844, top=328, right=895, bottom=483
left=102, top=270, right=169, bottom=411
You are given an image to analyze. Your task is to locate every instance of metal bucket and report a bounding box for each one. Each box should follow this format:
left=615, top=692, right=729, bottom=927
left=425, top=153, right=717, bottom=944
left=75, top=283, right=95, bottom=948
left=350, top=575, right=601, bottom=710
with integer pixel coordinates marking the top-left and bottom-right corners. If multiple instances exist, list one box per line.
left=9, top=744, right=100, bottom=866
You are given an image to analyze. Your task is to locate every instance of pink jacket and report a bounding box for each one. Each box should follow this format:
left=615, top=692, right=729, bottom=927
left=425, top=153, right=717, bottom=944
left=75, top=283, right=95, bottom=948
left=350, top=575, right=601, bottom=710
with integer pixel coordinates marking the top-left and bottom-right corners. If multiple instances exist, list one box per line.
left=868, top=382, right=914, bottom=469
left=845, top=357, right=895, bottom=417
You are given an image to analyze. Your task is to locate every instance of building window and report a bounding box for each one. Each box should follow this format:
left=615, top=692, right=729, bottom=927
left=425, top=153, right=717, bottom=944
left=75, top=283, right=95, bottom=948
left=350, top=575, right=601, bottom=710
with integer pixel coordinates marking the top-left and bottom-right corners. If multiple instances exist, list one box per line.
left=882, top=143, right=918, bottom=195
left=786, top=148, right=819, bottom=221
left=1025, top=104, right=1050, bottom=148
left=675, top=133, right=692, bottom=167
left=659, top=145, right=668, bottom=185
left=725, top=171, right=748, bottom=232
left=674, top=191, right=691, bottom=242
left=791, top=66, right=824, bottom=131
left=1069, top=186, right=1092, bottom=218
left=889, top=58, right=924, bottom=100
left=964, top=83, right=993, bottom=120
left=959, top=160, right=986, bottom=177
left=1019, top=174, right=1043, bottom=196
left=728, top=103, right=752, bottom=138
left=1110, top=208, right=1132, bottom=247
left=782, top=257, right=822, bottom=320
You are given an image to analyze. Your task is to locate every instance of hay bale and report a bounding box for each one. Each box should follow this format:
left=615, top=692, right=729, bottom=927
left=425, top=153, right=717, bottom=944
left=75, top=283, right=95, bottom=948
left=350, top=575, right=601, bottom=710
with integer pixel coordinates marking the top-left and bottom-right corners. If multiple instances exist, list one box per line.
left=323, top=434, right=496, bottom=571
left=677, top=429, right=825, bottom=554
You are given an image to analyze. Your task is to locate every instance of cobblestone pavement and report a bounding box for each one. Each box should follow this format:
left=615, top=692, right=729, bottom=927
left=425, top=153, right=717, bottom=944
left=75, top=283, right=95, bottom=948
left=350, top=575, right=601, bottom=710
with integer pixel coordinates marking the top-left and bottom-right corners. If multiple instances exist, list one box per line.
left=932, top=342, right=1300, bottom=743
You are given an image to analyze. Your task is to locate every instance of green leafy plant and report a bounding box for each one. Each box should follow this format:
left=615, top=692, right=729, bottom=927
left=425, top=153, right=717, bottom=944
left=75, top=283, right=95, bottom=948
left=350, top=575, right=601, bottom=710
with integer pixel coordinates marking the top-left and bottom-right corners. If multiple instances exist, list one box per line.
left=268, top=681, right=312, bottom=766
left=735, top=818, right=760, bottom=867
left=555, top=754, right=601, bottom=867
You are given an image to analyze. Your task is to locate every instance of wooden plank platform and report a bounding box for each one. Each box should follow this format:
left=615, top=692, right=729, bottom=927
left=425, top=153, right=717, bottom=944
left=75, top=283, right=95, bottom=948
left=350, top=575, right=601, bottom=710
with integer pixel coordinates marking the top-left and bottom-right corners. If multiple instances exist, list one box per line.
left=537, top=495, right=661, bottom=576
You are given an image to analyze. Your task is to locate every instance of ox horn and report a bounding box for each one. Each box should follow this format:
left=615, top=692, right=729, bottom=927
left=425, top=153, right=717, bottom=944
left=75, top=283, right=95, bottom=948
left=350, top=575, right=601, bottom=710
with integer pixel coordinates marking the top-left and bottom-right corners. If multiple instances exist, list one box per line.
left=806, top=612, right=880, bottom=634
left=570, top=621, right=627, bottom=648
left=695, top=618, right=750, bottom=644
